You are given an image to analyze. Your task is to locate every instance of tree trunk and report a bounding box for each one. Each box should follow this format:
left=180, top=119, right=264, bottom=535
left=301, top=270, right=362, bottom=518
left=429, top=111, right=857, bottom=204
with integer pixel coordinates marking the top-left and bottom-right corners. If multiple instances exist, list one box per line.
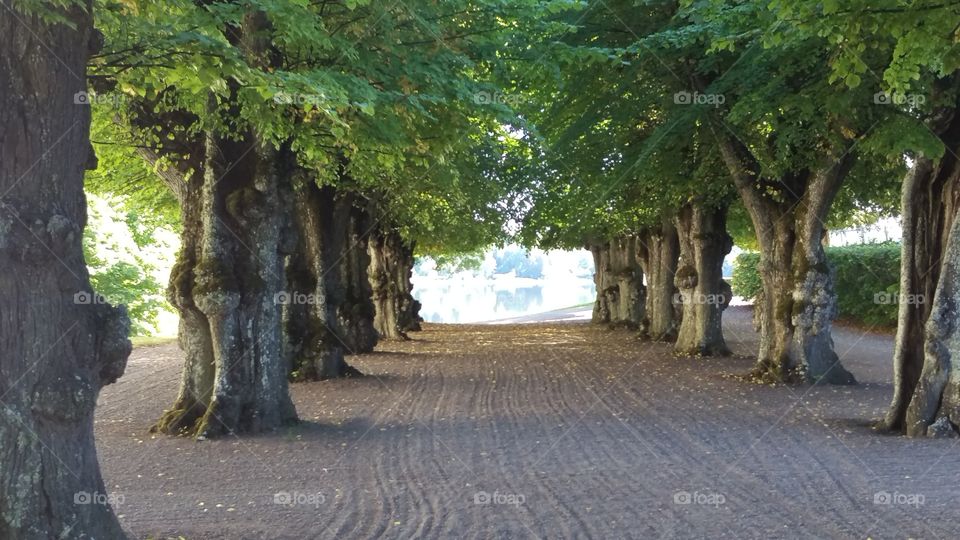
left=324, top=190, right=378, bottom=354
left=283, top=174, right=372, bottom=381
left=882, top=101, right=960, bottom=436
left=282, top=172, right=359, bottom=381
left=0, top=4, right=130, bottom=537
left=638, top=219, right=681, bottom=341
left=153, top=127, right=298, bottom=437
left=396, top=241, right=422, bottom=333
left=590, top=242, right=612, bottom=324
left=716, top=134, right=856, bottom=385
left=589, top=238, right=646, bottom=327
left=368, top=228, right=422, bottom=340
left=674, top=202, right=733, bottom=356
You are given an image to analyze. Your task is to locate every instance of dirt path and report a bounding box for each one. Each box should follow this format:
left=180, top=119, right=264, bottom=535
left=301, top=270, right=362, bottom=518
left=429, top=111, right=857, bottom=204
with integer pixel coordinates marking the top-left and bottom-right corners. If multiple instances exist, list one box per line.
left=96, top=306, right=960, bottom=539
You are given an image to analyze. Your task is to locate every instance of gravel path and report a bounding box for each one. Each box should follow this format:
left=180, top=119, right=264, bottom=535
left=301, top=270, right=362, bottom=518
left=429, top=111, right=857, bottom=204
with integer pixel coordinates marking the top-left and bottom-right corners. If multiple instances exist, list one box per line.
left=95, top=306, right=960, bottom=539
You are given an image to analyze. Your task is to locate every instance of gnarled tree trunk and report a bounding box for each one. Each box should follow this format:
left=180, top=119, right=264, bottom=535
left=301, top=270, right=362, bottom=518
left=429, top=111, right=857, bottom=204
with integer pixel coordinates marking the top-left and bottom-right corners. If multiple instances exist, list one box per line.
left=638, top=219, right=681, bottom=341
left=882, top=99, right=960, bottom=436
left=590, top=242, right=612, bottom=323
left=396, top=241, right=423, bottom=333
left=283, top=173, right=361, bottom=381
left=1, top=4, right=130, bottom=537
left=151, top=7, right=298, bottom=438
left=717, top=134, right=856, bottom=385
left=153, top=128, right=298, bottom=437
left=324, top=189, right=378, bottom=354
left=368, top=228, right=422, bottom=340
left=674, top=202, right=733, bottom=356
left=589, top=238, right=646, bottom=327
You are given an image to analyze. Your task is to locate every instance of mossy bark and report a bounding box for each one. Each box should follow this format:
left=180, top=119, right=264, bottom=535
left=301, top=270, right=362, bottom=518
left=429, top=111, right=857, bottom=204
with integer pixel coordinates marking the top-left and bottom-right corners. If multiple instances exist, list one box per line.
left=153, top=131, right=298, bottom=437
left=283, top=175, right=364, bottom=381
left=153, top=12, right=297, bottom=436
left=368, top=228, right=421, bottom=340
left=674, top=202, right=733, bottom=357
left=638, top=219, right=681, bottom=341
left=0, top=4, right=130, bottom=537
left=589, top=237, right=646, bottom=327
left=881, top=94, right=960, bottom=436
left=717, top=133, right=856, bottom=385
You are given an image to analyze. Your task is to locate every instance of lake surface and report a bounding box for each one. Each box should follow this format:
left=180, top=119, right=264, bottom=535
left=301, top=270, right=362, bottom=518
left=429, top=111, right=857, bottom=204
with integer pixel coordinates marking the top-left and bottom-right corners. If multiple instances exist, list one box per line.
left=412, top=276, right=597, bottom=324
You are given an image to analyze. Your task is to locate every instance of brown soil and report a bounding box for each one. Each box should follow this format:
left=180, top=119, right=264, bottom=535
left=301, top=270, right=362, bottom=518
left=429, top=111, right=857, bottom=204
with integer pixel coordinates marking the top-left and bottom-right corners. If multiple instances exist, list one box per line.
left=96, top=306, right=960, bottom=539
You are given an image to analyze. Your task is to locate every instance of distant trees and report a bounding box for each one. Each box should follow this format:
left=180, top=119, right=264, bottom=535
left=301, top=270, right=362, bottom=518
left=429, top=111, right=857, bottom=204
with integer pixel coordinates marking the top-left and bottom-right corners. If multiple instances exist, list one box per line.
left=494, top=249, right=545, bottom=279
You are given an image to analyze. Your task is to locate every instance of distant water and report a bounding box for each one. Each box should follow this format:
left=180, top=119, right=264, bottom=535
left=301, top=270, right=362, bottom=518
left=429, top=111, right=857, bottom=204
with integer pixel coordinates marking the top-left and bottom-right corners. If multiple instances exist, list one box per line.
left=412, top=276, right=597, bottom=324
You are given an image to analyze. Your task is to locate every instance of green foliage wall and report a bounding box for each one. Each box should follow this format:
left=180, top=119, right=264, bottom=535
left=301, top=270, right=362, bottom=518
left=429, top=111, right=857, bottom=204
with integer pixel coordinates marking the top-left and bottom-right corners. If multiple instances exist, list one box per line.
left=731, top=252, right=763, bottom=301
left=732, top=243, right=902, bottom=327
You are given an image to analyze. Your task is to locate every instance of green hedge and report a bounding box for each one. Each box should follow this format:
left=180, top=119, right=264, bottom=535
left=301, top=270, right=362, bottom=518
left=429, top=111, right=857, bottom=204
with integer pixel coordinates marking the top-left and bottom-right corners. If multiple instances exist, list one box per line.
left=731, top=252, right=762, bottom=301
left=731, top=242, right=902, bottom=327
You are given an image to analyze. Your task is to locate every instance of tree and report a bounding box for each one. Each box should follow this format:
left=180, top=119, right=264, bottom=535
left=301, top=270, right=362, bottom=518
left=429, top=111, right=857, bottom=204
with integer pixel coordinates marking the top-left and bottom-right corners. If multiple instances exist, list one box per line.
left=0, top=1, right=130, bottom=537
left=89, top=0, right=549, bottom=408
left=367, top=226, right=421, bottom=340
left=770, top=0, right=960, bottom=433
left=129, top=4, right=300, bottom=437
left=627, top=0, right=901, bottom=382
left=674, top=199, right=734, bottom=356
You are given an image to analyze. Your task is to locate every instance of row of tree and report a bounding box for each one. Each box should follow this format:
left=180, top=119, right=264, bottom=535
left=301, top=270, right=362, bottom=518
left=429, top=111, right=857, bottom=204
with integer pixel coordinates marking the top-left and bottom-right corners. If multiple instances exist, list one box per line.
left=89, top=1, right=520, bottom=439
left=3, top=0, right=960, bottom=537
left=1, top=0, right=539, bottom=536
left=510, top=0, right=959, bottom=440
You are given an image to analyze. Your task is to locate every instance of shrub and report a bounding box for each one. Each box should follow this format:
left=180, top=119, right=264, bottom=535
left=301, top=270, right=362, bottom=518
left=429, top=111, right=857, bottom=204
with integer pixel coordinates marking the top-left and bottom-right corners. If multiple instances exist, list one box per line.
left=731, top=252, right=762, bottom=300
left=731, top=242, right=901, bottom=327
left=829, top=242, right=901, bottom=326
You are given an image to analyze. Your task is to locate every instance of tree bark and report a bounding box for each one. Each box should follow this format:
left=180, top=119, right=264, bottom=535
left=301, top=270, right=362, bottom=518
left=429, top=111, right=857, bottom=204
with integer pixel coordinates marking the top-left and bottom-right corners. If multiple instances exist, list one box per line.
left=153, top=127, right=298, bottom=437
left=881, top=97, right=960, bottom=436
left=590, top=242, right=612, bottom=323
left=0, top=4, right=130, bottom=537
left=324, top=189, right=378, bottom=354
left=674, top=202, right=733, bottom=356
left=283, top=176, right=363, bottom=381
left=368, top=228, right=422, bottom=340
left=396, top=241, right=423, bottom=333
left=590, top=237, right=646, bottom=328
left=283, top=181, right=377, bottom=373
left=153, top=11, right=297, bottom=436
left=638, top=219, right=681, bottom=341
left=716, top=133, right=856, bottom=385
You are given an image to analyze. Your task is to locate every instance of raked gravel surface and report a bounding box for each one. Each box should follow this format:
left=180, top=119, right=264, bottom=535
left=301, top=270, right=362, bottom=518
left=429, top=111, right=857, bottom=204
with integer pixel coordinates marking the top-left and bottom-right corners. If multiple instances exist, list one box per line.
left=95, top=306, right=960, bottom=539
